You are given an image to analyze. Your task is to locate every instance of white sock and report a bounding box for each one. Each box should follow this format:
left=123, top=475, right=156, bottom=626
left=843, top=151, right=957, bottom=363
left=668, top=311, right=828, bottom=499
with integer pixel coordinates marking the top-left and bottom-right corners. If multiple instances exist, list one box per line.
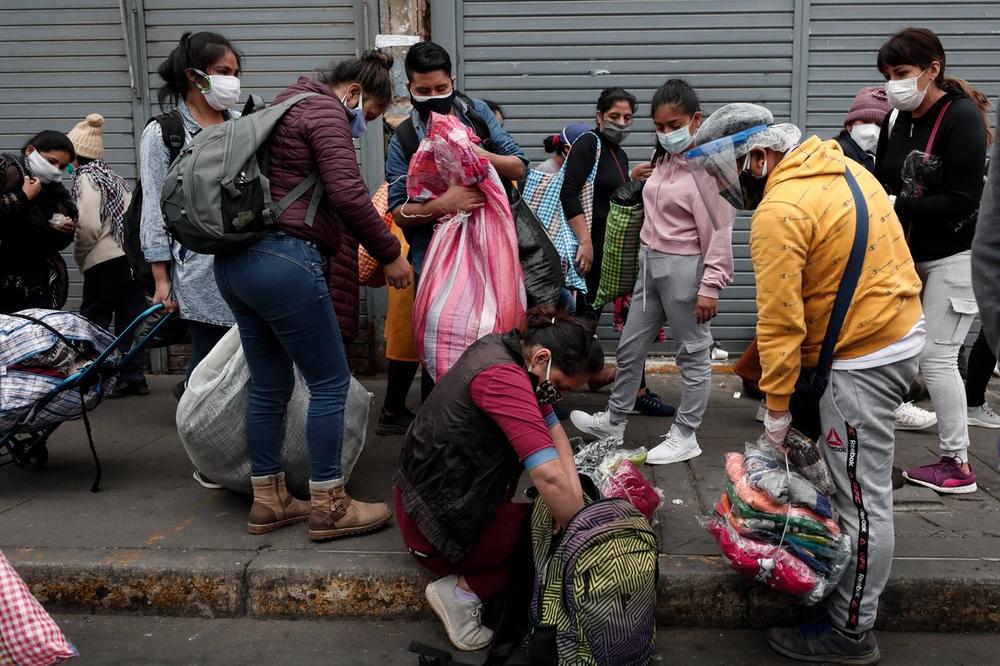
left=453, top=583, right=480, bottom=603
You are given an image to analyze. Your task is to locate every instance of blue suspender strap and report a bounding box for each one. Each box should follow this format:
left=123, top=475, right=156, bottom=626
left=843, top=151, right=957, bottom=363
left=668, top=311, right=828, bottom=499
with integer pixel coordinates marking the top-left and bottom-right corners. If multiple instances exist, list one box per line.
left=812, top=166, right=870, bottom=392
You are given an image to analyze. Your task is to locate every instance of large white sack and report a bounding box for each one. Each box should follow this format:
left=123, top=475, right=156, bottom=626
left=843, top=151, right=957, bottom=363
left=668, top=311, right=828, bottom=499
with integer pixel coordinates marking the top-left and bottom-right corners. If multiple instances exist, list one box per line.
left=176, top=326, right=373, bottom=496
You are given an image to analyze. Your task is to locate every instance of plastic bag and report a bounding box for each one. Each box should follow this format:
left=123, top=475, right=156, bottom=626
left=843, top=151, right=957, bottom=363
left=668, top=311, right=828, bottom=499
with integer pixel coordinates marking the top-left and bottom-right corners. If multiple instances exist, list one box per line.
left=783, top=430, right=836, bottom=496
left=512, top=188, right=563, bottom=308
left=573, top=437, right=623, bottom=482
left=177, top=326, right=373, bottom=497
left=900, top=149, right=942, bottom=199
left=744, top=440, right=833, bottom=518
left=409, top=113, right=525, bottom=381
left=601, top=459, right=663, bottom=520
left=0, top=550, right=77, bottom=665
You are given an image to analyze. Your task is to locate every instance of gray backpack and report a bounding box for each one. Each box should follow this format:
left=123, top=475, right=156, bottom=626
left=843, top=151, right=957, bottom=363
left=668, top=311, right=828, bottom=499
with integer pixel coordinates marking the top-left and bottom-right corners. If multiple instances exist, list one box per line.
left=160, top=92, right=323, bottom=254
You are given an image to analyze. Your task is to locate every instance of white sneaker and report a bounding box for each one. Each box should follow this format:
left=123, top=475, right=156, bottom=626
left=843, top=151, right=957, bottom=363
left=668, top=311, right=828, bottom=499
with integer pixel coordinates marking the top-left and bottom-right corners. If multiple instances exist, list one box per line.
left=894, top=402, right=937, bottom=431
left=570, top=409, right=626, bottom=441
left=968, top=404, right=1000, bottom=429
left=646, top=427, right=702, bottom=465
left=755, top=401, right=767, bottom=424
left=425, top=576, right=494, bottom=652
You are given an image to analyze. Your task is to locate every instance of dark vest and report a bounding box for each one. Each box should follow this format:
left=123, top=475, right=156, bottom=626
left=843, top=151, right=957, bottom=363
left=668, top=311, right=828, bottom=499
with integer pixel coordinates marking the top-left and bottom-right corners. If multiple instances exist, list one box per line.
left=396, top=333, right=527, bottom=562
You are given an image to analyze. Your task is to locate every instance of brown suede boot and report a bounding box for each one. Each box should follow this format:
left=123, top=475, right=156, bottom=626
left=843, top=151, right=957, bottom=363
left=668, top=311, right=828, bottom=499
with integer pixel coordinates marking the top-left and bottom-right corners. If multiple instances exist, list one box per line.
left=247, top=472, right=311, bottom=535
left=308, top=481, right=392, bottom=542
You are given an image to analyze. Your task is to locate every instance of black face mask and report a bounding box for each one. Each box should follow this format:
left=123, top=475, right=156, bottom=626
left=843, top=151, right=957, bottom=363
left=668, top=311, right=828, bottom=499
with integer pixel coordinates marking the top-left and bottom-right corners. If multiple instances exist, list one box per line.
left=411, top=90, right=456, bottom=123
left=739, top=155, right=769, bottom=210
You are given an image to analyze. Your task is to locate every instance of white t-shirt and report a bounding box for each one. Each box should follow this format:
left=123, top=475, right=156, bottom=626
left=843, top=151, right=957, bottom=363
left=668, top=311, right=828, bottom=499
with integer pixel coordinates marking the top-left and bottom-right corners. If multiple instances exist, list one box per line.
left=831, top=317, right=926, bottom=371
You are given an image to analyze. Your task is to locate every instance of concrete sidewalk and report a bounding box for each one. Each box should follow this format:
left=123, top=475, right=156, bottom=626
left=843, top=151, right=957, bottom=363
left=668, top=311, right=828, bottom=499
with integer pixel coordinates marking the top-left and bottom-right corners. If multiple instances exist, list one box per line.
left=2, top=373, right=999, bottom=631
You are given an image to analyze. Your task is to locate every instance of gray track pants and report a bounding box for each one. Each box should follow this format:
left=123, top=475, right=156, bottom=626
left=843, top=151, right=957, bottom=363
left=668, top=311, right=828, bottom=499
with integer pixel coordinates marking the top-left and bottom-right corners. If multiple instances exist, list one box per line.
left=820, top=354, right=920, bottom=633
left=608, top=248, right=713, bottom=435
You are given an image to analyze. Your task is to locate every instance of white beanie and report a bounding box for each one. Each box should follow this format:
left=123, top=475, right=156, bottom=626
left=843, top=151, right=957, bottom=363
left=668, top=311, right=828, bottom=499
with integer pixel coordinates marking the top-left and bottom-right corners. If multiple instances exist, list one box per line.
left=67, top=113, right=105, bottom=160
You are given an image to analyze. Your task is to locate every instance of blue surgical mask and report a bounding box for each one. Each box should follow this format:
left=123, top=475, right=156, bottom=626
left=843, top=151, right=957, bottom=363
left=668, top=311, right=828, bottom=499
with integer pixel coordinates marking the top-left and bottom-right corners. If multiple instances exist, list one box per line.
left=657, top=123, right=693, bottom=155
left=343, top=91, right=367, bottom=139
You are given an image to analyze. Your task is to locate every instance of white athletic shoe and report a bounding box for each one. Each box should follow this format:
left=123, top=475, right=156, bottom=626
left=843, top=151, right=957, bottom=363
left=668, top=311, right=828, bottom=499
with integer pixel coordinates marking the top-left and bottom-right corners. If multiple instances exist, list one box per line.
left=570, top=409, right=626, bottom=441
left=646, top=427, right=702, bottom=465
left=894, top=402, right=937, bottom=431
left=968, top=404, right=1000, bottom=429
left=425, top=576, right=494, bottom=652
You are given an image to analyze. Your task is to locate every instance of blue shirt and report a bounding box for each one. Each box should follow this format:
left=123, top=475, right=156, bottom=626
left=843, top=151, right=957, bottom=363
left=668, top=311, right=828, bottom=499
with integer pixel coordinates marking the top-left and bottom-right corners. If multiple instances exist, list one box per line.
left=385, top=96, right=528, bottom=273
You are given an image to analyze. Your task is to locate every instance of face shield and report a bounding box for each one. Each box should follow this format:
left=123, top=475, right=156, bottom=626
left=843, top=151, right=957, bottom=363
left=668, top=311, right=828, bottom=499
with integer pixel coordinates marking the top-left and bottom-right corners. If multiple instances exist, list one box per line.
left=685, top=124, right=769, bottom=211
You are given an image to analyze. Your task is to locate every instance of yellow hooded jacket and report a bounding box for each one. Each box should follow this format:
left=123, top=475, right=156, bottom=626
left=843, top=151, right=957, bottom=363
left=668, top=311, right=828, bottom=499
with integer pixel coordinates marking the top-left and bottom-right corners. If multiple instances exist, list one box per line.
left=750, top=137, right=923, bottom=411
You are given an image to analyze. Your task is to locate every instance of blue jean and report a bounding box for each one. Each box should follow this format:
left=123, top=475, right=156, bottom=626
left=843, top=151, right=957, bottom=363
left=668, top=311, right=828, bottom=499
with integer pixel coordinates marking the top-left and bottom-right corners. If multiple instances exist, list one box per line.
left=214, top=232, right=350, bottom=482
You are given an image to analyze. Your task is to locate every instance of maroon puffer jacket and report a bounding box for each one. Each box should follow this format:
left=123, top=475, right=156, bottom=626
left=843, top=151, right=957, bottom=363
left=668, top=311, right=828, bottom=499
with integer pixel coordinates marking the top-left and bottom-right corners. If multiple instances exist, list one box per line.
left=269, top=77, right=400, bottom=343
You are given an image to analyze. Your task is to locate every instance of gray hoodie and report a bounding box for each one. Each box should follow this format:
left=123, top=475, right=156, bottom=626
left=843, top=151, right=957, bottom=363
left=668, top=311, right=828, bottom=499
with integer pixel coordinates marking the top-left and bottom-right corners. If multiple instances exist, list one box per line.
left=971, top=103, right=1000, bottom=356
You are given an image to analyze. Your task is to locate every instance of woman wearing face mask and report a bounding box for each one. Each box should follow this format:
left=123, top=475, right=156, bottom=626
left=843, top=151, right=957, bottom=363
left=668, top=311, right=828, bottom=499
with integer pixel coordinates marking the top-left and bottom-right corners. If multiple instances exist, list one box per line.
left=874, top=27, right=992, bottom=494
left=214, top=49, right=411, bottom=541
left=560, top=87, right=674, bottom=415
left=835, top=86, right=892, bottom=173
left=0, top=130, right=77, bottom=314
left=536, top=122, right=589, bottom=174
left=140, top=31, right=243, bottom=404
left=571, top=80, right=735, bottom=465
left=395, top=305, right=602, bottom=652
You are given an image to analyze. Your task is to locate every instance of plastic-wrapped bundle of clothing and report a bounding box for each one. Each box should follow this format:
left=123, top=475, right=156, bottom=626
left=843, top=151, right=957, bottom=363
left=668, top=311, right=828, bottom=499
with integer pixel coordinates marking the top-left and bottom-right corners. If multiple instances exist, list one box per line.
left=703, top=441, right=850, bottom=605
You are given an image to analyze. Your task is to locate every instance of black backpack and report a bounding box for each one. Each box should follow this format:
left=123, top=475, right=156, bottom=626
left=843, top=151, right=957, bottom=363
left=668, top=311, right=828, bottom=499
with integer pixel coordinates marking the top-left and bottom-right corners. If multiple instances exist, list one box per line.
left=123, top=110, right=185, bottom=294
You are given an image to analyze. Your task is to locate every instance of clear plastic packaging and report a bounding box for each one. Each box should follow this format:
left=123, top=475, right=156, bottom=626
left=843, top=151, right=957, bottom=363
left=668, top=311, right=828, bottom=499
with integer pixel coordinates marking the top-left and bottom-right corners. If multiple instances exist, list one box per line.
left=782, top=429, right=836, bottom=496
left=601, top=459, right=664, bottom=520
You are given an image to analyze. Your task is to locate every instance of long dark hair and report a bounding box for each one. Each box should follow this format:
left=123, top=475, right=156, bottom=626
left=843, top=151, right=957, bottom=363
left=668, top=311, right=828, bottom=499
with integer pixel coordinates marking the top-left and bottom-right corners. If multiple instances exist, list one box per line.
left=157, top=31, right=242, bottom=109
left=597, top=87, right=637, bottom=114
left=650, top=79, right=701, bottom=165
left=877, top=27, right=992, bottom=145
left=321, top=49, right=395, bottom=106
left=521, top=305, right=604, bottom=376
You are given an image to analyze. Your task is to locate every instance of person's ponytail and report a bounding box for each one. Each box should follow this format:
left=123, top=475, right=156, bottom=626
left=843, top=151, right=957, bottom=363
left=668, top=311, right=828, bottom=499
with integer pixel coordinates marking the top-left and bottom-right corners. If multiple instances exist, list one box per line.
left=321, top=48, right=394, bottom=106
left=943, top=76, right=993, bottom=146
left=521, top=305, right=604, bottom=376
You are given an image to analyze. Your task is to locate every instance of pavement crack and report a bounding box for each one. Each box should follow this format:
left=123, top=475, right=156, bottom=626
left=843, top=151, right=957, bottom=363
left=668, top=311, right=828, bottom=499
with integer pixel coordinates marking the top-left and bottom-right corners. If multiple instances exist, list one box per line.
left=0, top=497, right=33, bottom=517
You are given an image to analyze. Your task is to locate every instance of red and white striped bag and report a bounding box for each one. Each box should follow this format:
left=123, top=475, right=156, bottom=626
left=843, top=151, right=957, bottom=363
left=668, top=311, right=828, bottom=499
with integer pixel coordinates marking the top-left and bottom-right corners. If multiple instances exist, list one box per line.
left=0, top=550, right=76, bottom=665
left=408, top=113, right=525, bottom=381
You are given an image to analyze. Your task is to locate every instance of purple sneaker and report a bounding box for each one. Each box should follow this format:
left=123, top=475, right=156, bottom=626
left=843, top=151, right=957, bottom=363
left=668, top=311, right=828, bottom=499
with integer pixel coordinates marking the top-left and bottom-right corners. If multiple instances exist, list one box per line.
left=902, top=457, right=977, bottom=494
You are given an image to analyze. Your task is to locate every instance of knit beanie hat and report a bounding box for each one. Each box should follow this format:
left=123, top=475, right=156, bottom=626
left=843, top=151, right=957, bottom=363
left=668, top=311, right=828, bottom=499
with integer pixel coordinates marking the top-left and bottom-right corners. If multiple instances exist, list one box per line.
left=67, top=113, right=105, bottom=160
left=845, top=87, right=891, bottom=126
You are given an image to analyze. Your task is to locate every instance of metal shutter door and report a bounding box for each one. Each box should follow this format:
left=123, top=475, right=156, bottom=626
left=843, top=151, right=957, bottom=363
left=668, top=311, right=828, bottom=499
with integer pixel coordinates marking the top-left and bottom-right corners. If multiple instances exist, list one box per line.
left=0, top=0, right=136, bottom=309
left=456, top=0, right=797, bottom=352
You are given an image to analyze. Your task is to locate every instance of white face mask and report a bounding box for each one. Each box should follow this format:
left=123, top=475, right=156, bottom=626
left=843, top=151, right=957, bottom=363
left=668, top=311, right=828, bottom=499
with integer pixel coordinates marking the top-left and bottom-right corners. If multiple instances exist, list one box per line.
left=849, top=123, right=881, bottom=154
left=194, top=69, right=241, bottom=111
left=657, top=123, right=694, bottom=155
left=26, top=149, right=63, bottom=184
left=885, top=71, right=928, bottom=112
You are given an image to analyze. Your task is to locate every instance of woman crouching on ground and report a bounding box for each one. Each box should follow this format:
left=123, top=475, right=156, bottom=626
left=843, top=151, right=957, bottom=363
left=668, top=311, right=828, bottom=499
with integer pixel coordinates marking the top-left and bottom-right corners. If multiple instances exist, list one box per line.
left=395, top=306, right=604, bottom=652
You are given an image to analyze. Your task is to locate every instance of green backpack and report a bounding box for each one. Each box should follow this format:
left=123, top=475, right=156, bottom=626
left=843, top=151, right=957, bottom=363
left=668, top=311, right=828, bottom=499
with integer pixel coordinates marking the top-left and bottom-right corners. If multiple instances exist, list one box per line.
left=529, top=495, right=659, bottom=665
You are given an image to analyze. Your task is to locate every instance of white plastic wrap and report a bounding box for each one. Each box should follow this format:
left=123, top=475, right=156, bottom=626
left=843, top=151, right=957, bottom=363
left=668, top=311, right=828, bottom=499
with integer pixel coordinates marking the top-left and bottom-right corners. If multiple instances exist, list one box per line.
left=176, top=326, right=373, bottom=496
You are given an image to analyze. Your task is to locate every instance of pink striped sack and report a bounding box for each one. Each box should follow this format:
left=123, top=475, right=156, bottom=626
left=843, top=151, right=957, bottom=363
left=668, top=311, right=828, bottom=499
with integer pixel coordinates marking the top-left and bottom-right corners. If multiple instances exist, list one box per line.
left=0, top=551, right=76, bottom=665
left=409, top=112, right=526, bottom=381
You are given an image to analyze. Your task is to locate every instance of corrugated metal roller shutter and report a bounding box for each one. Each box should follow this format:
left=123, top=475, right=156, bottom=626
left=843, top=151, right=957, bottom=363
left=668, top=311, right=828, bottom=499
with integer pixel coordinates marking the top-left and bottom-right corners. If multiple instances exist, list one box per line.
left=806, top=1, right=1000, bottom=137
left=0, top=0, right=136, bottom=308
left=459, top=0, right=797, bottom=352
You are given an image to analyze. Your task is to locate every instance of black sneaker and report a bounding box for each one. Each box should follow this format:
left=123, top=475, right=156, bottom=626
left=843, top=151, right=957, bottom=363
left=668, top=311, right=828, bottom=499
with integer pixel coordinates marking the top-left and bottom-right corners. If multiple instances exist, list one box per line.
left=109, top=378, right=150, bottom=399
left=376, top=408, right=416, bottom=436
left=767, top=617, right=880, bottom=665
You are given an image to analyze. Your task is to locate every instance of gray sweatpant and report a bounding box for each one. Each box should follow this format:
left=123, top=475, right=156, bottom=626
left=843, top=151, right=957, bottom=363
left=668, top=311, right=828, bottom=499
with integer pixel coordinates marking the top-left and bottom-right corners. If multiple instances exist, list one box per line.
left=820, top=354, right=920, bottom=633
left=608, top=248, right=713, bottom=435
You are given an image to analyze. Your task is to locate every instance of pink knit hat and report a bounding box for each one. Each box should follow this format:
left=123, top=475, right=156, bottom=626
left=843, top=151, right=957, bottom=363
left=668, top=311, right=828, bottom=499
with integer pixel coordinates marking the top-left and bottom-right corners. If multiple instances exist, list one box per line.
left=845, top=86, right=892, bottom=126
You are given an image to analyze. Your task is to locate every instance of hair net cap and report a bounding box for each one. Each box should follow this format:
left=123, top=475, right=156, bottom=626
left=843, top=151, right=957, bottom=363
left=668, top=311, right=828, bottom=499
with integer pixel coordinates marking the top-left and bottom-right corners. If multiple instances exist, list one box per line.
left=695, top=103, right=802, bottom=158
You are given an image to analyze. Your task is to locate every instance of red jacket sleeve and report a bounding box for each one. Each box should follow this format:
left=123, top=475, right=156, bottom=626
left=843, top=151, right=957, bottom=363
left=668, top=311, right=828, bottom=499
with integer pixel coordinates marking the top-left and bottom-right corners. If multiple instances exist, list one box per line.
left=301, top=98, right=400, bottom=265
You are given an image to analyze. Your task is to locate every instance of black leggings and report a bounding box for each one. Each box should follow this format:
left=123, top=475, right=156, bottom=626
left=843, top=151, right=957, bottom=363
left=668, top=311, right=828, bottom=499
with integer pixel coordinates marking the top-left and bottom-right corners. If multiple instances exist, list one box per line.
left=385, top=359, right=418, bottom=414
left=966, top=329, right=996, bottom=408
left=186, top=321, right=230, bottom=379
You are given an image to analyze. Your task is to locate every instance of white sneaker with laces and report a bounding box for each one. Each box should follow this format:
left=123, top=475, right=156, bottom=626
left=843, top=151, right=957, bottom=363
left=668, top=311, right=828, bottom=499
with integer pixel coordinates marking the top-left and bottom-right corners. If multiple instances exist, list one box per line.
left=646, top=427, right=702, bottom=465
left=968, top=404, right=1000, bottom=429
left=894, top=402, right=937, bottom=431
left=569, top=409, right=626, bottom=440
left=425, top=576, right=494, bottom=652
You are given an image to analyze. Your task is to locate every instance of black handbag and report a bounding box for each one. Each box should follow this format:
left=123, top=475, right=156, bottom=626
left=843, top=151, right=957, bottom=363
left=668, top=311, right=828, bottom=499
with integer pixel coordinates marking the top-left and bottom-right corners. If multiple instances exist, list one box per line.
left=511, top=187, right=564, bottom=308
left=788, top=167, right=870, bottom=441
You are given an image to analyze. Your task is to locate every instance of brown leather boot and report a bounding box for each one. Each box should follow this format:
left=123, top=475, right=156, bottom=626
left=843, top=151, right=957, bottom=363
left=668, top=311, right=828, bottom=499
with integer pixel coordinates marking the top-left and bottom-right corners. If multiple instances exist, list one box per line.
left=247, top=472, right=311, bottom=535
left=308, top=481, right=392, bottom=542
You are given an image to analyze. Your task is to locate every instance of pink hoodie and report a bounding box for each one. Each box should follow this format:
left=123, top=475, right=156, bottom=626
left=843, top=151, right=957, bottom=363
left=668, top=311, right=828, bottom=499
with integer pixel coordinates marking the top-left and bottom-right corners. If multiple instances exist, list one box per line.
left=639, top=154, right=735, bottom=298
